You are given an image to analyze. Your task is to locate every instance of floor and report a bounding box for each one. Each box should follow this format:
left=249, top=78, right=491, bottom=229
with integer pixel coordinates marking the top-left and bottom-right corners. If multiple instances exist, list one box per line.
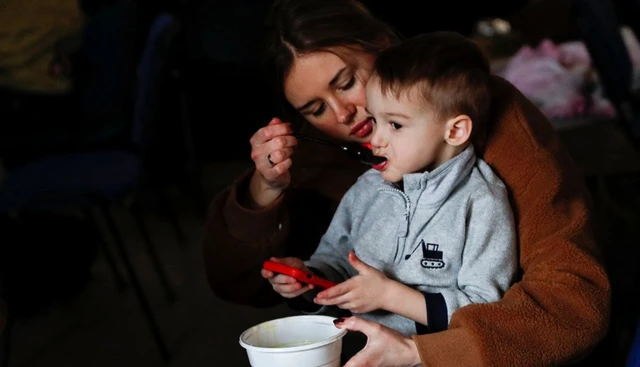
left=0, top=159, right=303, bottom=367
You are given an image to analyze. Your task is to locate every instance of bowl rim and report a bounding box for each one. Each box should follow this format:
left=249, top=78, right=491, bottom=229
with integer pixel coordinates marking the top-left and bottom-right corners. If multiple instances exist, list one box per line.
left=238, top=315, right=348, bottom=353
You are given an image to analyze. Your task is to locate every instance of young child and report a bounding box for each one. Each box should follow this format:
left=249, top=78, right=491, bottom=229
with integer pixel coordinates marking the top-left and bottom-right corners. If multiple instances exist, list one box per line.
left=263, top=31, right=517, bottom=336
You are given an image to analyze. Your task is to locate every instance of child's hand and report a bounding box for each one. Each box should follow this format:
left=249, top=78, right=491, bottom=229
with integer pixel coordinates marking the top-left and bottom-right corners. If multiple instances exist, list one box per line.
left=313, top=251, right=391, bottom=313
left=261, top=257, right=315, bottom=298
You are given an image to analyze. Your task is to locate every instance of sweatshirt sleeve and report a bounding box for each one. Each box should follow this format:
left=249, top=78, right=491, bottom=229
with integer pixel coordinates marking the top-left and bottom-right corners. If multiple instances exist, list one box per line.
left=304, top=184, right=359, bottom=284
left=412, top=77, right=610, bottom=366
left=433, top=180, right=517, bottom=326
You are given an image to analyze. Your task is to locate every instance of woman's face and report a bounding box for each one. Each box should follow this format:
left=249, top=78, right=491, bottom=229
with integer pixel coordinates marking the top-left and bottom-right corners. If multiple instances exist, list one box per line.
left=283, top=48, right=376, bottom=143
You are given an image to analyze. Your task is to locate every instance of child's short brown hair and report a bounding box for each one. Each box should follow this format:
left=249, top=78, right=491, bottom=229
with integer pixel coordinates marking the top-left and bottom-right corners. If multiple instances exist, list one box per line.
left=373, top=31, right=491, bottom=132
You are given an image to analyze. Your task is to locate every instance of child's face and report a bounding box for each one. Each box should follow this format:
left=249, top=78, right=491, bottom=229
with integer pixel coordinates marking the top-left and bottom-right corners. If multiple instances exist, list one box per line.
left=365, top=78, right=455, bottom=183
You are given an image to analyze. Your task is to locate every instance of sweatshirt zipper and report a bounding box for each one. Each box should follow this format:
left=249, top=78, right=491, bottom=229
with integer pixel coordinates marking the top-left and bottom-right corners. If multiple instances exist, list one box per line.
left=379, top=187, right=411, bottom=263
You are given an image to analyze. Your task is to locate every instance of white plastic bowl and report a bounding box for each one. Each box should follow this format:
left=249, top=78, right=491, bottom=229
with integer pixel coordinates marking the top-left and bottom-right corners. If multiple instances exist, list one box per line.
left=239, top=315, right=348, bottom=367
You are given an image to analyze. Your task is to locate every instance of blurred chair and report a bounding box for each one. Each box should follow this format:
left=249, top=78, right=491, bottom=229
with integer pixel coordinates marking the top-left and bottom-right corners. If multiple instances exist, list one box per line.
left=572, top=0, right=640, bottom=147
left=0, top=11, right=186, bottom=363
left=132, top=12, right=190, bottom=243
left=126, top=5, right=205, bottom=220
left=570, top=2, right=640, bottom=365
left=628, top=318, right=640, bottom=366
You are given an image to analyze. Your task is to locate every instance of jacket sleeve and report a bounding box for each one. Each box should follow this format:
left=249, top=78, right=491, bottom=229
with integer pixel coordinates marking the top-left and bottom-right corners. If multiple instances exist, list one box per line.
left=434, top=182, right=517, bottom=324
left=202, top=170, right=290, bottom=307
left=202, top=168, right=341, bottom=307
left=412, top=77, right=611, bottom=366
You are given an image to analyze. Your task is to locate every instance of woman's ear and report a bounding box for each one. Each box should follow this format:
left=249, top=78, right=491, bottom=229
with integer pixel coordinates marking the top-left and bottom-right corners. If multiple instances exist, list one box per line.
left=444, top=115, right=472, bottom=146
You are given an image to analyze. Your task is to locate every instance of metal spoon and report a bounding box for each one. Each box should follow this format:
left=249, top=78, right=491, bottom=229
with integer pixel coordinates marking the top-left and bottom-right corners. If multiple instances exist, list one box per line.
left=293, top=134, right=387, bottom=166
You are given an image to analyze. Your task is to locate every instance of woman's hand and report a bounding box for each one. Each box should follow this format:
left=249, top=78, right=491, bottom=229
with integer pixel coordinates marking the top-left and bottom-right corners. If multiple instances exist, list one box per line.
left=334, top=316, right=422, bottom=367
left=261, top=257, right=314, bottom=298
left=247, top=117, right=298, bottom=208
left=314, top=251, right=391, bottom=313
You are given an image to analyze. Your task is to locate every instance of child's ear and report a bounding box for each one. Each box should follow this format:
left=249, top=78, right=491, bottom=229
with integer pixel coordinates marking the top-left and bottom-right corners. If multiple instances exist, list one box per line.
left=444, top=114, right=472, bottom=146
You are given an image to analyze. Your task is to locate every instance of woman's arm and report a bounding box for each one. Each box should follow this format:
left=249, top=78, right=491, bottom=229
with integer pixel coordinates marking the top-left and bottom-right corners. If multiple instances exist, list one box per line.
left=203, top=142, right=364, bottom=307
left=202, top=117, right=356, bottom=307
left=409, top=76, right=610, bottom=366
left=202, top=170, right=292, bottom=307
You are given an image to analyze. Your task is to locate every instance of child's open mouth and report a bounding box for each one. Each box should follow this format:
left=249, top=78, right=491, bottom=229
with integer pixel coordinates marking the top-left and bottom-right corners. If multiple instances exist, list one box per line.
left=372, top=159, right=388, bottom=171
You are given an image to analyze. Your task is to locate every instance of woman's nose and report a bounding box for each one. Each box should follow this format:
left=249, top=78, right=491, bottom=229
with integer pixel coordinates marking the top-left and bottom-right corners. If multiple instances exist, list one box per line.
left=335, top=102, right=356, bottom=125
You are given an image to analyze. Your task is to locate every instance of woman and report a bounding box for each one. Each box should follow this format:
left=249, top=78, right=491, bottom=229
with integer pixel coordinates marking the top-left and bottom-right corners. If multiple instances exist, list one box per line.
left=203, top=0, right=611, bottom=365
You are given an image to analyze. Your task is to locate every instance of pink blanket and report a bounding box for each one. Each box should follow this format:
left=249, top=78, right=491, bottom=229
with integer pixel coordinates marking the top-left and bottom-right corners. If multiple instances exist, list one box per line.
left=498, top=28, right=640, bottom=120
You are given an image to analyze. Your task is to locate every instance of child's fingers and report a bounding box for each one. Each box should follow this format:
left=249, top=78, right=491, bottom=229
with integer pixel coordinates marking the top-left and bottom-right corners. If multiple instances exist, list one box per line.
left=314, top=291, right=349, bottom=306
left=261, top=269, right=274, bottom=278
left=272, top=274, right=298, bottom=285
left=279, top=283, right=312, bottom=298
left=316, top=282, right=349, bottom=299
left=274, top=281, right=301, bottom=294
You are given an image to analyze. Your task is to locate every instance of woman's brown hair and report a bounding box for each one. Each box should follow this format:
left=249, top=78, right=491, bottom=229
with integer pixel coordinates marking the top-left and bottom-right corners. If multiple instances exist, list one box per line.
left=262, top=0, right=401, bottom=124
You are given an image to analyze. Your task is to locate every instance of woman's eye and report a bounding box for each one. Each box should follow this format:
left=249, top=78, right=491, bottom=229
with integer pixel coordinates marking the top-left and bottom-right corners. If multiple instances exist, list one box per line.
left=312, top=104, right=326, bottom=117
left=391, top=121, right=402, bottom=130
left=339, top=76, right=356, bottom=91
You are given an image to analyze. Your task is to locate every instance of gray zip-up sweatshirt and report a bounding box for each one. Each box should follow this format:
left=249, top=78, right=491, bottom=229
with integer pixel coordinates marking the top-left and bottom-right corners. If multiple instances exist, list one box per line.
left=305, top=145, right=517, bottom=336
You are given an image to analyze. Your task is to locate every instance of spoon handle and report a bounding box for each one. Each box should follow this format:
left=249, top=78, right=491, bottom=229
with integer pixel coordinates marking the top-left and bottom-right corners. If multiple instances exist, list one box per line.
left=292, top=134, right=339, bottom=147
left=293, top=133, right=386, bottom=166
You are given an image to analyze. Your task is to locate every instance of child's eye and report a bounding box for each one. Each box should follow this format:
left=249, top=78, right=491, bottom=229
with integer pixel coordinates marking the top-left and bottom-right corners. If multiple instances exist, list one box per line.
left=390, top=121, right=402, bottom=130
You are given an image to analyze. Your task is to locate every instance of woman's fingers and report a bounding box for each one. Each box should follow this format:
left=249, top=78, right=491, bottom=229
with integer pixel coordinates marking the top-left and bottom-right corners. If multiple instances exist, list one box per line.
left=250, top=128, right=297, bottom=181
left=335, top=316, right=421, bottom=367
left=265, top=147, right=294, bottom=167
left=250, top=119, right=292, bottom=147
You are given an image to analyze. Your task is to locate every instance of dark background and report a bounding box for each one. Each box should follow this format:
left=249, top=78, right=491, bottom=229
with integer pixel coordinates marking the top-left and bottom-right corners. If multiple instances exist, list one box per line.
left=1, top=0, right=639, bottom=366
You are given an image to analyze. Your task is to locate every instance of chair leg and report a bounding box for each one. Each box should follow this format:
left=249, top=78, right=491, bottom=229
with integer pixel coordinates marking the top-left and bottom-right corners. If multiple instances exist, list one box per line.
left=130, top=207, right=177, bottom=303
left=187, top=167, right=207, bottom=220
left=179, top=86, right=207, bottom=219
left=154, top=188, right=187, bottom=247
left=99, top=204, right=171, bottom=362
left=1, top=307, right=14, bottom=367
left=83, top=209, right=127, bottom=292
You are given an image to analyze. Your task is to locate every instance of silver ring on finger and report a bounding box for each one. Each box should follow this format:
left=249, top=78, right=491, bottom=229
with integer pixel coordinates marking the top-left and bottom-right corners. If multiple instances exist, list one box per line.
left=267, top=153, right=275, bottom=167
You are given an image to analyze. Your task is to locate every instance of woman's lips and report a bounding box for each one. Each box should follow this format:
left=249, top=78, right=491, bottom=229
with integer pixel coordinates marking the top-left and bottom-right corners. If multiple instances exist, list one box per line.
left=350, top=119, right=373, bottom=138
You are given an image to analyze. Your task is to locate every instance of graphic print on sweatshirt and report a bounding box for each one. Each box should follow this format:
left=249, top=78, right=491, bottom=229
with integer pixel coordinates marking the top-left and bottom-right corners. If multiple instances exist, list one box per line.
left=404, top=239, right=445, bottom=269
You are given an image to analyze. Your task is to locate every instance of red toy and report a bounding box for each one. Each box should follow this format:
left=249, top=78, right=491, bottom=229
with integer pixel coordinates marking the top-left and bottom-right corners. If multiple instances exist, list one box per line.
left=263, top=260, right=336, bottom=289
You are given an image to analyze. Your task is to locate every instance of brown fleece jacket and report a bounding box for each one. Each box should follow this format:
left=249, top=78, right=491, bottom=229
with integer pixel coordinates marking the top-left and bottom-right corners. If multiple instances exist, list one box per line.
left=202, top=76, right=610, bottom=366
